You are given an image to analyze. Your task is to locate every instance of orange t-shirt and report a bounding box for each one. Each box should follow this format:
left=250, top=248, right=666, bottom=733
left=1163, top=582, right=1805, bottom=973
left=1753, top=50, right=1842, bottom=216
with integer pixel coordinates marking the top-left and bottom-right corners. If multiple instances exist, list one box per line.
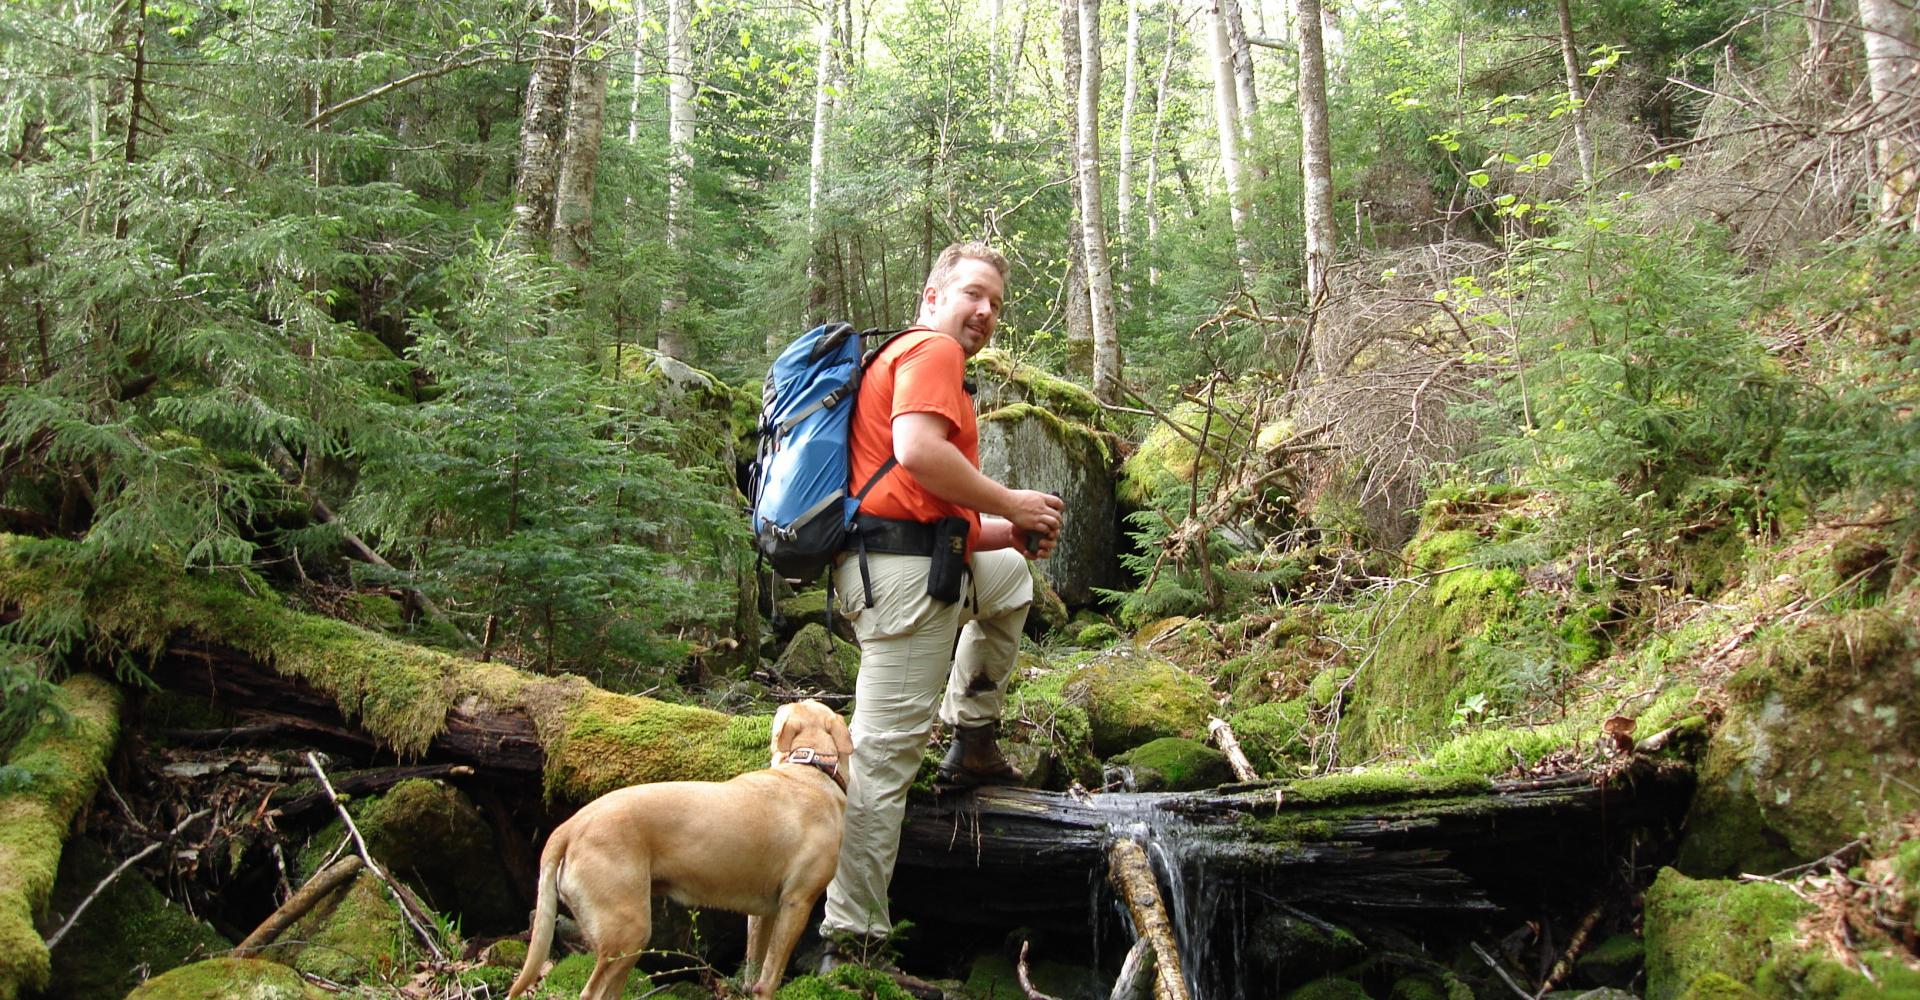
left=848, top=328, right=982, bottom=547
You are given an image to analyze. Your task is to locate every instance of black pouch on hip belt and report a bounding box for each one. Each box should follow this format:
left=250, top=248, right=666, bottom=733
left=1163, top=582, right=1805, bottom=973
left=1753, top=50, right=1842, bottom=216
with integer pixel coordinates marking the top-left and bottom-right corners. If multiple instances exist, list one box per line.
left=927, top=516, right=970, bottom=603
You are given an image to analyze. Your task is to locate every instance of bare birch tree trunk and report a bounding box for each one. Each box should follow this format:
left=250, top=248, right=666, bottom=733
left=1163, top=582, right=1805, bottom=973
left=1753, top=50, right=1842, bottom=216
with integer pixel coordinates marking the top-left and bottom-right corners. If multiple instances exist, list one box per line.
left=1145, top=12, right=1177, bottom=285
left=1061, top=0, right=1095, bottom=375
left=1222, top=0, right=1259, bottom=148
left=553, top=4, right=610, bottom=269
left=1553, top=0, right=1596, bottom=187
left=1206, top=0, right=1254, bottom=282
left=1116, top=0, right=1142, bottom=265
left=511, top=0, right=575, bottom=248
left=629, top=0, right=646, bottom=145
left=1297, top=0, right=1336, bottom=370
left=806, top=0, right=843, bottom=323
left=1859, top=0, right=1920, bottom=228
left=1077, top=0, right=1124, bottom=404
left=659, top=0, right=695, bottom=359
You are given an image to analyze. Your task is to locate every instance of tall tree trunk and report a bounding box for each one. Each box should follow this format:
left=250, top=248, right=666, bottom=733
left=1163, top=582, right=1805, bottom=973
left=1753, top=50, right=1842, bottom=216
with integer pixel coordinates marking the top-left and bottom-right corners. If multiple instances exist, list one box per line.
left=806, top=0, right=843, bottom=324
left=1297, top=0, right=1336, bottom=369
left=553, top=5, right=610, bottom=269
left=1145, top=11, right=1177, bottom=285
left=659, top=0, right=695, bottom=359
left=629, top=0, right=646, bottom=145
left=1221, top=0, right=1258, bottom=149
left=1553, top=0, right=1596, bottom=187
left=1061, top=0, right=1094, bottom=374
left=512, top=0, right=575, bottom=249
left=1859, top=0, right=1920, bottom=229
left=1116, top=0, right=1142, bottom=266
left=1206, top=0, right=1253, bottom=282
left=1076, top=0, right=1123, bottom=404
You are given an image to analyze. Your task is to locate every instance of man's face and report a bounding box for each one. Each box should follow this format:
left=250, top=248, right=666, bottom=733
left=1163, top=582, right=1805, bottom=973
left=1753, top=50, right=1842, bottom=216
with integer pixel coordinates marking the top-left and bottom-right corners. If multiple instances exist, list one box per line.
left=920, top=258, right=1005, bottom=357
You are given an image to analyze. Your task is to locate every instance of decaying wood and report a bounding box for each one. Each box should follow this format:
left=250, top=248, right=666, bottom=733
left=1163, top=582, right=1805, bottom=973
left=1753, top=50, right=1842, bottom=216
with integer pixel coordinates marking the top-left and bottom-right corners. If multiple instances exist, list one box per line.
left=1110, top=937, right=1155, bottom=1000
left=1106, top=838, right=1191, bottom=1000
left=232, top=854, right=366, bottom=957
left=1206, top=717, right=1259, bottom=783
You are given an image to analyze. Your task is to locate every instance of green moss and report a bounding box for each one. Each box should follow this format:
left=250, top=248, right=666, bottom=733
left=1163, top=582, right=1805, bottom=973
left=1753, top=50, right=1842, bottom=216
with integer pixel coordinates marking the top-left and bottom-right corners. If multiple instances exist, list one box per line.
left=1114, top=737, right=1231, bottom=791
left=776, top=965, right=915, bottom=1000
left=774, top=623, right=859, bottom=691
left=1074, top=622, right=1124, bottom=649
left=1307, top=669, right=1344, bottom=708
left=978, top=402, right=1113, bottom=464
left=1389, top=974, right=1448, bottom=1000
left=1225, top=700, right=1313, bottom=776
left=548, top=693, right=769, bottom=801
left=969, top=350, right=1106, bottom=425
left=266, top=871, right=411, bottom=984
left=962, top=951, right=1093, bottom=1000
left=1281, top=771, right=1491, bottom=808
left=1642, top=868, right=1809, bottom=1000
left=1283, top=978, right=1371, bottom=1000
left=0, top=674, right=121, bottom=1000
left=333, top=778, right=521, bottom=930
left=1117, top=400, right=1253, bottom=506
left=1005, top=669, right=1100, bottom=788
left=44, top=838, right=230, bottom=999
left=1677, top=971, right=1759, bottom=999
left=1058, top=650, right=1214, bottom=757
left=1413, top=723, right=1579, bottom=778
left=124, top=957, right=328, bottom=999
left=538, top=953, right=655, bottom=999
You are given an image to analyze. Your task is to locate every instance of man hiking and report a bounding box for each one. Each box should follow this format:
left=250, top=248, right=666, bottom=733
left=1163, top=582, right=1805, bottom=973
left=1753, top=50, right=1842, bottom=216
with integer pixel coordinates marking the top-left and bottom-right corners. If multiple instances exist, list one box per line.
left=819, top=241, right=1065, bottom=969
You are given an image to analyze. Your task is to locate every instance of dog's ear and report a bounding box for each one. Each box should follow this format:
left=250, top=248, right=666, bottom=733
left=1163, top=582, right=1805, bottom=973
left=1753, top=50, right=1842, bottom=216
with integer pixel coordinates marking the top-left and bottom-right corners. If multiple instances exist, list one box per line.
left=770, top=703, right=795, bottom=763
left=832, top=714, right=854, bottom=761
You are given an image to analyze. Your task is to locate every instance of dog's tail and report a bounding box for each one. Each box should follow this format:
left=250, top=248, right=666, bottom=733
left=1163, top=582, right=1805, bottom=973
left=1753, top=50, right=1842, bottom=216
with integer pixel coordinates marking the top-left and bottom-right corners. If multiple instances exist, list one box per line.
left=507, top=829, right=567, bottom=998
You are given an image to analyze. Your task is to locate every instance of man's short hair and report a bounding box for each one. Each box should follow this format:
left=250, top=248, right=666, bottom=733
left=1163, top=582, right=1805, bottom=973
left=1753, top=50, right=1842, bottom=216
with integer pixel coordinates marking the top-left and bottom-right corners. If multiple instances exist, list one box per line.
left=926, top=242, right=1009, bottom=291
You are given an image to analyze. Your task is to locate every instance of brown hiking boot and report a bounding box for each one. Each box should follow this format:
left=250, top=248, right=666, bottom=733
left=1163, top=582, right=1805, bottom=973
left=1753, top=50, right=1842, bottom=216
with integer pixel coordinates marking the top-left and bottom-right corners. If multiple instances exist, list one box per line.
left=936, top=722, right=1025, bottom=787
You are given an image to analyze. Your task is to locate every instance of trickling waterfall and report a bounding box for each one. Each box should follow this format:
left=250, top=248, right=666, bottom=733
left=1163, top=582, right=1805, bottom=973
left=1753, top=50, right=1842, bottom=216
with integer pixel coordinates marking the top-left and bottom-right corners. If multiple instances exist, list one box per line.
left=1090, top=791, right=1235, bottom=1000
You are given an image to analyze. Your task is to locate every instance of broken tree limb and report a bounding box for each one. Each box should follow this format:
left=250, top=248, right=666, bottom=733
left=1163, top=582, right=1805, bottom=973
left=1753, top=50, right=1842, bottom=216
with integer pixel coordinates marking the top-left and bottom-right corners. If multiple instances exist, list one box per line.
left=1206, top=717, right=1259, bottom=783
left=1110, top=938, right=1155, bottom=1000
left=1017, top=940, right=1063, bottom=1000
left=1106, top=839, right=1191, bottom=1000
left=231, top=854, right=366, bottom=957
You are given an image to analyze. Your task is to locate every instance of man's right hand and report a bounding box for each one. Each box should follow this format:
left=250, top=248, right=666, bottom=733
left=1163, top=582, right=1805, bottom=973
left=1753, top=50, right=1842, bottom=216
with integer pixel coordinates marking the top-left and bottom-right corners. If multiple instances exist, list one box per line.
left=1006, top=489, right=1064, bottom=546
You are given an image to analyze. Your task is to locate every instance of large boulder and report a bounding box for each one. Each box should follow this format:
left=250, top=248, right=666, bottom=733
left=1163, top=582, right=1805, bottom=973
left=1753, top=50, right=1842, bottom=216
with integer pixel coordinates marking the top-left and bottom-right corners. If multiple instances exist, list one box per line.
left=1678, top=602, right=1918, bottom=877
left=971, top=351, right=1120, bottom=608
left=43, top=838, right=229, bottom=999
left=262, top=871, right=415, bottom=984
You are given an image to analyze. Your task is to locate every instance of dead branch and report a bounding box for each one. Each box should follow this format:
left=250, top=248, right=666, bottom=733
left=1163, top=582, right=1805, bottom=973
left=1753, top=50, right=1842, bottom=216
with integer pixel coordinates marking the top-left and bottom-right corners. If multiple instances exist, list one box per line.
left=44, top=808, right=211, bottom=950
left=304, top=753, right=448, bottom=963
left=1105, top=839, right=1191, bottom=1000
left=1206, top=718, right=1260, bottom=783
left=1016, top=940, right=1063, bottom=1000
left=232, top=854, right=367, bottom=957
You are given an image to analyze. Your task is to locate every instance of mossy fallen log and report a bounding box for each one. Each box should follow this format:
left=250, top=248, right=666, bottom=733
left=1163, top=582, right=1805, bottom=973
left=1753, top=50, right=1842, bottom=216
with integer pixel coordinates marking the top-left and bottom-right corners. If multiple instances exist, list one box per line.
left=0, top=675, right=121, bottom=1000
left=891, top=763, right=1694, bottom=934
left=0, top=535, right=768, bottom=803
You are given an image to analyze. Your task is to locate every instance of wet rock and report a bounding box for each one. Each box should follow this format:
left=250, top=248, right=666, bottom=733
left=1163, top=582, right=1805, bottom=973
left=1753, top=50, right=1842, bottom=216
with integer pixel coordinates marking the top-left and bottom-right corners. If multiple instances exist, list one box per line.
left=125, top=957, right=328, bottom=999
left=1245, top=912, right=1365, bottom=987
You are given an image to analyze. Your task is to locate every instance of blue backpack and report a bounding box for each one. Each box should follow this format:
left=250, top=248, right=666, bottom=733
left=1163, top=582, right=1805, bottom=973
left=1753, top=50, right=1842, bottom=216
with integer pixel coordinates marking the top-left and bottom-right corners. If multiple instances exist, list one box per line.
left=750, top=322, right=907, bottom=581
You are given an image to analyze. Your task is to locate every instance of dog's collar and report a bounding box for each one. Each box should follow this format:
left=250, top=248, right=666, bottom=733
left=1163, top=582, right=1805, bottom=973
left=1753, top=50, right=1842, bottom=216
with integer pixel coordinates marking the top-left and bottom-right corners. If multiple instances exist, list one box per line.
left=782, top=747, right=847, bottom=792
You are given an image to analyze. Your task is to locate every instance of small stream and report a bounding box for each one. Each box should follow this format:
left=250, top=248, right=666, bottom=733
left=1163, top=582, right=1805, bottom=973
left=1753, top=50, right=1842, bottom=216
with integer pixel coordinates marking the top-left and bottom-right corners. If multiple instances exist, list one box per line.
left=1090, top=788, right=1234, bottom=1000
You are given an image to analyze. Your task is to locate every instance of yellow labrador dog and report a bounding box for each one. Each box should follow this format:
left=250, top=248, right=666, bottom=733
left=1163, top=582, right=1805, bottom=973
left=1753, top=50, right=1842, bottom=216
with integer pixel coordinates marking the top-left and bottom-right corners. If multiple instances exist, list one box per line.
left=508, top=699, right=854, bottom=1000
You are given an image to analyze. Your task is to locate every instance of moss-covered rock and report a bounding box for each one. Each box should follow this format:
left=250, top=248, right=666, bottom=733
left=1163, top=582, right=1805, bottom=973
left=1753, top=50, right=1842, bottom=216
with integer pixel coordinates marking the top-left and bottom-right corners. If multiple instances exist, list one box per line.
left=1244, top=911, right=1365, bottom=987
left=1643, top=868, right=1809, bottom=1000
left=124, top=957, right=329, bottom=999
left=1111, top=737, right=1231, bottom=791
left=1226, top=699, right=1313, bottom=776
left=535, top=952, right=655, bottom=999
left=962, top=949, right=1096, bottom=1000
left=1680, top=604, right=1918, bottom=876
left=776, top=964, right=916, bottom=1000
left=297, top=778, right=520, bottom=932
left=263, top=871, right=416, bottom=984
left=976, top=390, right=1119, bottom=607
left=1282, top=977, right=1372, bottom=1000
left=773, top=623, right=860, bottom=693
left=0, top=673, right=120, bottom=1000
left=1573, top=934, right=1645, bottom=990
left=43, top=838, right=230, bottom=999
left=1057, top=647, right=1214, bottom=757
left=1072, top=621, right=1125, bottom=649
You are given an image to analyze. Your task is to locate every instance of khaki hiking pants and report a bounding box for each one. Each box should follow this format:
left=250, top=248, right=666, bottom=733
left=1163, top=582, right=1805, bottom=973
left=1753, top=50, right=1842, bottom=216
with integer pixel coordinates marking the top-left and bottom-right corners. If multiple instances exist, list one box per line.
left=820, top=546, right=1033, bottom=939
